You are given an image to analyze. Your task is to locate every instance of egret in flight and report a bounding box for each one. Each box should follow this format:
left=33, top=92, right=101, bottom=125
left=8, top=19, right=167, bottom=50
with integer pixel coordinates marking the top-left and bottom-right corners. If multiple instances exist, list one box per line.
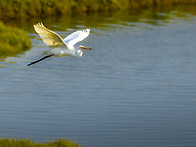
left=28, top=23, right=91, bottom=66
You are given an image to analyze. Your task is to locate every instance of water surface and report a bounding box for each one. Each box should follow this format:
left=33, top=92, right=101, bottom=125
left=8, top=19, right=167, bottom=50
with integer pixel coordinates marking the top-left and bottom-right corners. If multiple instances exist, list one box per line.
left=1, top=6, right=196, bottom=147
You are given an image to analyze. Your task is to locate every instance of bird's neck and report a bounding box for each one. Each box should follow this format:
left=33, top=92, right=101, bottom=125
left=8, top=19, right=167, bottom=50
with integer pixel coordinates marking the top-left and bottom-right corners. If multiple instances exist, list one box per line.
left=75, top=50, right=83, bottom=57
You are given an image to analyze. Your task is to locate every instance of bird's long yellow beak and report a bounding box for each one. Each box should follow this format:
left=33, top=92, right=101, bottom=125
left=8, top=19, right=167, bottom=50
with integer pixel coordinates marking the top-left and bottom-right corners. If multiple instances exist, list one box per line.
left=81, top=46, right=92, bottom=50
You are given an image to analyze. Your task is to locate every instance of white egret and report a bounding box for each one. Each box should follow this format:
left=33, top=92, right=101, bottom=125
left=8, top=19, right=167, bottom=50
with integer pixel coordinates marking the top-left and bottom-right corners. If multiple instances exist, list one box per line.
left=28, top=23, right=91, bottom=66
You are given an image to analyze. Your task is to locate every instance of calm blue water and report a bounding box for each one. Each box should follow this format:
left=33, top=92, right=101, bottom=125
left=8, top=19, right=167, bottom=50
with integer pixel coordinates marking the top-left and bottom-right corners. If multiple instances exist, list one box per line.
left=1, top=8, right=196, bottom=147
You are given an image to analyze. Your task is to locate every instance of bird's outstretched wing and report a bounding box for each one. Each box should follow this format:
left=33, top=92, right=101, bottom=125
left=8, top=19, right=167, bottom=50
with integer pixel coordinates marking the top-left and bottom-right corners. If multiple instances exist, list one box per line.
left=63, top=29, right=90, bottom=48
left=34, top=23, right=68, bottom=48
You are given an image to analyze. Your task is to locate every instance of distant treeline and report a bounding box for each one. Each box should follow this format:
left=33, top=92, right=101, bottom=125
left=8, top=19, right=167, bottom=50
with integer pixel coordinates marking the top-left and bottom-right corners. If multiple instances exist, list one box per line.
left=1, top=0, right=196, bottom=19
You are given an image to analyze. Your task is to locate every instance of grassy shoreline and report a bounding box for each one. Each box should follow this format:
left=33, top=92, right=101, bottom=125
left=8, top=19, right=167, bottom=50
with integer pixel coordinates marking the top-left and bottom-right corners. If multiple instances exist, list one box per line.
left=0, top=21, right=31, bottom=57
left=0, top=0, right=196, bottom=19
left=0, top=138, right=82, bottom=147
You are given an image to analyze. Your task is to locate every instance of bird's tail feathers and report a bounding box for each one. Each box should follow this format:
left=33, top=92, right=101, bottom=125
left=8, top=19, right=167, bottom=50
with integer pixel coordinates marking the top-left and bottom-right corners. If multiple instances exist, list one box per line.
left=44, top=51, right=52, bottom=55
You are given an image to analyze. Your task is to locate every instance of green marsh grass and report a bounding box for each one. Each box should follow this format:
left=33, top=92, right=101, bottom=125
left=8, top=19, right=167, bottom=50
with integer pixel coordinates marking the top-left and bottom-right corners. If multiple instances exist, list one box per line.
left=0, top=21, right=31, bottom=57
left=0, top=138, right=82, bottom=147
left=1, top=0, right=196, bottom=19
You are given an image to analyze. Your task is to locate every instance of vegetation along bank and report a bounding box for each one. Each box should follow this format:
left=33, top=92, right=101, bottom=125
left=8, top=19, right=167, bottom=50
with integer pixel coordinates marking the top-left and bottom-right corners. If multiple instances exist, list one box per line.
left=0, top=21, right=31, bottom=57
left=0, top=138, right=82, bottom=147
left=0, top=0, right=196, bottom=19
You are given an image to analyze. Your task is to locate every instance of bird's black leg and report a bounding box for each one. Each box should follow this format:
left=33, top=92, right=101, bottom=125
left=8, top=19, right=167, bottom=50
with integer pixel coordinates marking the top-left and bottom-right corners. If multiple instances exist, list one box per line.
left=27, top=54, right=54, bottom=66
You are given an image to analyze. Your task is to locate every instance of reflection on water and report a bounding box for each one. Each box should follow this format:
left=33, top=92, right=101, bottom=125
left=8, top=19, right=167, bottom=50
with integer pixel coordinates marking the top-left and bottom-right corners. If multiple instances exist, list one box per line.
left=1, top=5, right=196, bottom=147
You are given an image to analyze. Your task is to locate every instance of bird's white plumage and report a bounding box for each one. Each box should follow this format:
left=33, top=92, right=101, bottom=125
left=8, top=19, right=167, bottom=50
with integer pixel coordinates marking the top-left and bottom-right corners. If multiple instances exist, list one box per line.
left=28, top=23, right=91, bottom=66
left=34, top=23, right=90, bottom=50
left=34, top=23, right=68, bottom=48
left=63, top=29, right=90, bottom=48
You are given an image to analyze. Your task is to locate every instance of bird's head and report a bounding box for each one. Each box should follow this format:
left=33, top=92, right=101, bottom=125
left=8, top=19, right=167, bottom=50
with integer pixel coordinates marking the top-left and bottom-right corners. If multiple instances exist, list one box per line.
left=76, top=45, right=92, bottom=57
left=76, top=49, right=83, bottom=57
